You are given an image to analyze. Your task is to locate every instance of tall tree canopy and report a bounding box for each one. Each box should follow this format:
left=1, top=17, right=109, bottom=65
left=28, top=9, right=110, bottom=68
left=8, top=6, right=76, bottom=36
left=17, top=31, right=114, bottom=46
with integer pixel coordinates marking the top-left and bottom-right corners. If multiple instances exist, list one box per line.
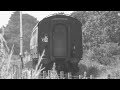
left=4, top=11, right=39, bottom=55
left=71, top=11, right=120, bottom=67
left=71, top=11, right=120, bottom=50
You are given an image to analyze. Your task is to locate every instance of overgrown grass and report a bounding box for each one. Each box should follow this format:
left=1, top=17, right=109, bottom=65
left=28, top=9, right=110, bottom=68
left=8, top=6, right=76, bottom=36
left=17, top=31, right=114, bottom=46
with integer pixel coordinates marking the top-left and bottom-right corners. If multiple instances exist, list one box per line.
left=1, top=32, right=120, bottom=79
left=1, top=46, right=120, bottom=79
left=79, top=43, right=120, bottom=79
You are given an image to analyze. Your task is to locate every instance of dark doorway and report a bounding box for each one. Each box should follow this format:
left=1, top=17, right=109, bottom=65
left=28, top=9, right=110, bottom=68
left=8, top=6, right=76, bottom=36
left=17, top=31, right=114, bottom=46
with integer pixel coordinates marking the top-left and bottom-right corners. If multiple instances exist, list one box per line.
left=52, top=24, right=67, bottom=57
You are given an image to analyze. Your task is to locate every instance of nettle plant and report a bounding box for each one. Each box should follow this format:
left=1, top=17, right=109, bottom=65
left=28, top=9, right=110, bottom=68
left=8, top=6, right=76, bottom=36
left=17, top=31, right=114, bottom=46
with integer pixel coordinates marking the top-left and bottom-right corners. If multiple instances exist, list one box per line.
left=0, top=32, right=12, bottom=79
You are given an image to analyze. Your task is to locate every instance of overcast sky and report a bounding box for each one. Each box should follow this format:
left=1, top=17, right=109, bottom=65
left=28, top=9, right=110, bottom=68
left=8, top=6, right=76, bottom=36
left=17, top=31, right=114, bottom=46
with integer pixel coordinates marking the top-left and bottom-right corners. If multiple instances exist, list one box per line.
left=0, top=11, right=73, bottom=28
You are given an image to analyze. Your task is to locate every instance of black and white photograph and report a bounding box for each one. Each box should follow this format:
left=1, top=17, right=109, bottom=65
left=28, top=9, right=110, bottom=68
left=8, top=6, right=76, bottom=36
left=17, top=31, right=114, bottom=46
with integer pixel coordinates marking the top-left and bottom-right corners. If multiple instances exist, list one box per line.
left=0, top=11, right=120, bottom=79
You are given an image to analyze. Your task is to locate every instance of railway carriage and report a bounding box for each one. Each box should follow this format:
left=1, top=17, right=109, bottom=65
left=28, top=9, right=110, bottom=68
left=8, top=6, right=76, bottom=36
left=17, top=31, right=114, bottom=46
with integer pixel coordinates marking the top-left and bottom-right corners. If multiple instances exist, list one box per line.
left=30, top=14, right=83, bottom=74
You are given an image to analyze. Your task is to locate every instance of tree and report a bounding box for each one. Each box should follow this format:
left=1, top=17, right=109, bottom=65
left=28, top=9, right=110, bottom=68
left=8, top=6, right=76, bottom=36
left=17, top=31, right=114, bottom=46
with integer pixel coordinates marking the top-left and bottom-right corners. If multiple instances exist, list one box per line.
left=71, top=11, right=120, bottom=69
left=71, top=11, right=120, bottom=50
left=4, top=11, right=39, bottom=55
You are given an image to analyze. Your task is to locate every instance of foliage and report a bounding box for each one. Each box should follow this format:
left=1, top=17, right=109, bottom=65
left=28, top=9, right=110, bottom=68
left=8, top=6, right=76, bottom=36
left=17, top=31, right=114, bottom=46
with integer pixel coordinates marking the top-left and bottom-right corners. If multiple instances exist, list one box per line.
left=71, top=11, right=120, bottom=78
left=71, top=11, right=120, bottom=50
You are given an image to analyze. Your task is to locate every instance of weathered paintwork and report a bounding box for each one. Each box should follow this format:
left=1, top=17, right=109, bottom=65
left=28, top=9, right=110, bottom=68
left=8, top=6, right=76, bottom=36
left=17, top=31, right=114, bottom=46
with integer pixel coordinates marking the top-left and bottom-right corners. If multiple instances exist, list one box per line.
left=30, top=15, right=83, bottom=74
left=37, top=15, right=82, bottom=61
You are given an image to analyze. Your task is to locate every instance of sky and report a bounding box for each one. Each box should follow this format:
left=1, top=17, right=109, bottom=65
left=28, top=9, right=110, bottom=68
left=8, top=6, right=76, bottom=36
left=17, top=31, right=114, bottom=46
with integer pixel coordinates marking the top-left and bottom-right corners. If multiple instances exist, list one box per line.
left=0, top=11, right=74, bottom=28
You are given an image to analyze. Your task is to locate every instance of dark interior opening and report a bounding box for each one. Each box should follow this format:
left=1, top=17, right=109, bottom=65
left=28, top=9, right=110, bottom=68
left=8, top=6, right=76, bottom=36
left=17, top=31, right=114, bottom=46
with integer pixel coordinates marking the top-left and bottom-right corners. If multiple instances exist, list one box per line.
left=52, top=24, right=67, bottom=57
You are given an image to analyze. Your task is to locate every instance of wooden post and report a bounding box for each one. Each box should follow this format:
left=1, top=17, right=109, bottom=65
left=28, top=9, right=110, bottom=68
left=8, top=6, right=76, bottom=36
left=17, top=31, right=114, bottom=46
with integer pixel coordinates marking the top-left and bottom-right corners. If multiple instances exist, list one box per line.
left=48, top=70, right=51, bottom=79
left=68, top=72, right=72, bottom=79
left=43, top=71, right=47, bottom=79
left=79, top=75, right=82, bottom=79
left=20, top=11, right=23, bottom=69
left=90, top=75, right=93, bottom=79
left=60, top=71, right=64, bottom=79
left=83, top=71, right=87, bottom=79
